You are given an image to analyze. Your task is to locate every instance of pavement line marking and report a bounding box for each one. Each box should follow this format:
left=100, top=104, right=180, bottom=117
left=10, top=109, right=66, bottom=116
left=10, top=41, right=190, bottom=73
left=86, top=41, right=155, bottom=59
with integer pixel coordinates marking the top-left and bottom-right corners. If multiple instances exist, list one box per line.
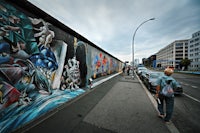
left=91, top=72, right=121, bottom=88
left=183, top=93, right=200, bottom=103
left=136, top=73, right=180, bottom=133
left=191, top=86, right=198, bottom=88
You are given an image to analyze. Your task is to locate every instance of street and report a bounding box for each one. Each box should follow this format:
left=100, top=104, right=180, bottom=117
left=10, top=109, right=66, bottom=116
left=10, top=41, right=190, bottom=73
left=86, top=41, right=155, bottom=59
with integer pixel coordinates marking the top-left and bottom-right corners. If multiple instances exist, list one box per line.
left=173, top=73, right=200, bottom=100
left=14, top=72, right=200, bottom=133
left=145, top=72, right=200, bottom=133
left=15, top=73, right=170, bottom=133
left=171, top=73, right=200, bottom=133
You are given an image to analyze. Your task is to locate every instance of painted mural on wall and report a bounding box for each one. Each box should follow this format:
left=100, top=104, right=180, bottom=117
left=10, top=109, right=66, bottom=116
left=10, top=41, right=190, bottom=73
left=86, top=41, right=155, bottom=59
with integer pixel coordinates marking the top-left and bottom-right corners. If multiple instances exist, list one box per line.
left=60, top=41, right=87, bottom=91
left=91, top=48, right=119, bottom=79
left=0, top=1, right=122, bottom=133
left=0, top=1, right=85, bottom=133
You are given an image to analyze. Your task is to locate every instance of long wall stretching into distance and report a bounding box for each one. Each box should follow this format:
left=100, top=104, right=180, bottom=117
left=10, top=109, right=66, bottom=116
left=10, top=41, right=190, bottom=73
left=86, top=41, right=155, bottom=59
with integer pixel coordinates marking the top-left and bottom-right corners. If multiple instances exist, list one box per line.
left=0, top=0, right=123, bottom=132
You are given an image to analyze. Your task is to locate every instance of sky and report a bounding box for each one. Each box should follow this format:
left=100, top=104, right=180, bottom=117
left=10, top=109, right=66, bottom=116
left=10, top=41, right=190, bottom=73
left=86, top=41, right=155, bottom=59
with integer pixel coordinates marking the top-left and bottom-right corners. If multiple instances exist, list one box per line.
left=28, top=0, right=200, bottom=63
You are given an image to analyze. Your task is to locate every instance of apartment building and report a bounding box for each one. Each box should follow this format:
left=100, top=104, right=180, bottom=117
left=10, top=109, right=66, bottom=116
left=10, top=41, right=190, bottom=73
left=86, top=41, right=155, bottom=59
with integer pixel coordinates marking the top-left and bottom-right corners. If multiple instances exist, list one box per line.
left=156, top=40, right=188, bottom=69
left=188, top=31, right=200, bottom=71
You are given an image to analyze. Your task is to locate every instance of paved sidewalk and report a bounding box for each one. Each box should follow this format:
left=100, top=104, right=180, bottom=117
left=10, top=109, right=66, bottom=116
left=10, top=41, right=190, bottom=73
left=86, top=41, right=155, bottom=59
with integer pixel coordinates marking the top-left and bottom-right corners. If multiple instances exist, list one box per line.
left=84, top=74, right=170, bottom=133
left=14, top=73, right=174, bottom=133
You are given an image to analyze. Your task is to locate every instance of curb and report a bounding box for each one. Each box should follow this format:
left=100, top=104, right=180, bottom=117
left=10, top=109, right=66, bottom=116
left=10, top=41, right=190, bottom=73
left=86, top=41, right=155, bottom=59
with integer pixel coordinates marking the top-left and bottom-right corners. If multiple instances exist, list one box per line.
left=135, top=72, right=180, bottom=133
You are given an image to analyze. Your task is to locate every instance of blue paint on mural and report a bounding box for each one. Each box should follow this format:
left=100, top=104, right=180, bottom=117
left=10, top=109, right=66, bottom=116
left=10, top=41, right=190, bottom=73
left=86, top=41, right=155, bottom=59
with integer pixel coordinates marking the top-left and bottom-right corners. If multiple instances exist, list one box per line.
left=0, top=1, right=122, bottom=133
left=0, top=1, right=86, bottom=132
left=30, top=45, right=58, bottom=71
left=0, top=89, right=85, bottom=133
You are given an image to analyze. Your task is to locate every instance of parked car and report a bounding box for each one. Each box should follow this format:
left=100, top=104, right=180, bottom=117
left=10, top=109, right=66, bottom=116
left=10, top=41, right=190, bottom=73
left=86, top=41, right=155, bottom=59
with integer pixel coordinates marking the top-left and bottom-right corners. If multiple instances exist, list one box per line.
left=136, top=67, right=147, bottom=76
left=143, top=71, right=164, bottom=92
left=143, top=71, right=183, bottom=95
left=173, top=82, right=183, bottom=95
left=140, top=69, right=150, bottom=81
left=136, top=64, right=144, bottom=69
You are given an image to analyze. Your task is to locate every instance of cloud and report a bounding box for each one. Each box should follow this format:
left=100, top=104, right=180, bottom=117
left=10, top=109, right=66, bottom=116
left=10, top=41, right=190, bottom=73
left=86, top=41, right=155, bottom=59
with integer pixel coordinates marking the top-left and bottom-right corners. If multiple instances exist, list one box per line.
left=29, top=0, right=200, bottom=63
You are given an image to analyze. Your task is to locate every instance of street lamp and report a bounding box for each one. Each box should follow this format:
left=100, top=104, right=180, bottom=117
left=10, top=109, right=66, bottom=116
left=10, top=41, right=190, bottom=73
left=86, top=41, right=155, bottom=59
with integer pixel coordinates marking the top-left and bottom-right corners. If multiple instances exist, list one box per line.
left=132, top=18, right=155, bottom=68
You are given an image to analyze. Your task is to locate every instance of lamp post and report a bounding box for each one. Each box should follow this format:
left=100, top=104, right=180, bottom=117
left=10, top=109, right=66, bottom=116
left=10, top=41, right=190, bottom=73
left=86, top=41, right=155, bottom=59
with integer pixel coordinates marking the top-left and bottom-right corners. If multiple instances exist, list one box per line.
left=132, top=18, right=155, bottom=69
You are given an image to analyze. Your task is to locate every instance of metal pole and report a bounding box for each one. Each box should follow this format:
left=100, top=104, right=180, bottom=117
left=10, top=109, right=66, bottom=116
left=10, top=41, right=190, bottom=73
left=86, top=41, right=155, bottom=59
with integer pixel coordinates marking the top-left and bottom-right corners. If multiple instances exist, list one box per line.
left=132, top=18, right=155, bottom=69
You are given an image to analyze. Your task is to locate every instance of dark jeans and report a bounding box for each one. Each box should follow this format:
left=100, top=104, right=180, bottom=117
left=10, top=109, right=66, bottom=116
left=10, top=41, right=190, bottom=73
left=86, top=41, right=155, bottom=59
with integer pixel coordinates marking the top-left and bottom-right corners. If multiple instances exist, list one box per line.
left=158, top=94, right=174, bottom=121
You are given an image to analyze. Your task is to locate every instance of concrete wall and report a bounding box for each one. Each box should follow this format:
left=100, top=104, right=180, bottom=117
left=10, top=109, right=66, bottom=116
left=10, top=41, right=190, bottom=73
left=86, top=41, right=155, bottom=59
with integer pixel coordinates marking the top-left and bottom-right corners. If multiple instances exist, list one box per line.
left=0, top=0, right=122, bottom=132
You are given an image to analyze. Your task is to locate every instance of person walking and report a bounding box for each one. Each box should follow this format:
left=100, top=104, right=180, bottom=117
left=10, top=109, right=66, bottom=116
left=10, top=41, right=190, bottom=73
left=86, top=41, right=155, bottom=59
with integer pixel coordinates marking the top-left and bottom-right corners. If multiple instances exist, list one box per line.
left=127, top=65, right=130, bottom=75
left=122, top=66, right=125, bottom=73
left=155, top=67, right=178, bottom=123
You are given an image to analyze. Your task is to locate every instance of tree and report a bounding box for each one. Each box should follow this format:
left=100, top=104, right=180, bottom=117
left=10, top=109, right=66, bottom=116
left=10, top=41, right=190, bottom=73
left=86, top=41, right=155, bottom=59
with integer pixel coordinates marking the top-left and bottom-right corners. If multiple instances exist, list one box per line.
left=180, top=58, right=191, bottom=70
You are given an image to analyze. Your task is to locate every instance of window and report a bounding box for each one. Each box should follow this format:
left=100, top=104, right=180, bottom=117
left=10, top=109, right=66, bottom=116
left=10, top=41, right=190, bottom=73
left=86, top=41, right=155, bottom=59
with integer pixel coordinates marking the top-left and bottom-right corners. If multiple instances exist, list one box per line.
left=176, top=58, right=182, bottom=60
left=176, top=51, right=182, bottom=53
left=176, top=54, right=183, bottom=56
left=195, top=43, right=199, bottom=46
left=176, top=43, right=183, bottom=47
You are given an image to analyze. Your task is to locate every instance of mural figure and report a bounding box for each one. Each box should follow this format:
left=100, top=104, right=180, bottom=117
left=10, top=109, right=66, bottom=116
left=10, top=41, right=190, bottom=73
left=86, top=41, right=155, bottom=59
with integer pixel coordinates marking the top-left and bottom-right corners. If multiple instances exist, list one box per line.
left=0, top=1, right=120, bottom=133
left=26, top=59, right=52, bottom=95
left=29, top=17, right=58, bottom=85
left=0, top=58, right=52, bottom=107
left=102, top=55, right=108, bottom=75
left=61, top=57, right=80, bottom=91
left=0, top=14, right=21, bottom=37
left=0, top=3, right=54, bottom=110
left=60, top=41, right=87, bottom=90
left=29, top=17, right=55, bottom=47
left=93, top=54, right=101, bottom=78
left=0, top=81, right=21, bottom=109
left=29, top=45, right=58, bottom=72
left=18, top=89, right=32, bottom=106
left=11, top=41, right=30, bottom=60
left=0, top=42, right=11, bottom=64
left=92, top=52, right=110, bottom=78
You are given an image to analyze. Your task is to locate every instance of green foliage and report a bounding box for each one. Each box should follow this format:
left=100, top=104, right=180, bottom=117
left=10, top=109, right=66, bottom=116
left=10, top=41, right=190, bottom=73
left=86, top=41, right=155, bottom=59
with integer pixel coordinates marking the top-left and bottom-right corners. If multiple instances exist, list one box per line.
left=180, top=58, right=191, bottom=70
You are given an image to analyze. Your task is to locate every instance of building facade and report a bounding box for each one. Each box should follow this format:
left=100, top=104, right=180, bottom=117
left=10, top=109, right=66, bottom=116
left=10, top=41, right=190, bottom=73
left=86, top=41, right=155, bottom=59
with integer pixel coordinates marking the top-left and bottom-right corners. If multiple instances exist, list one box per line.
left=156, top=40, right=188, bottom=69
left=188, top=31, right=200, bottom=71
left=142, top=55, right=156, bottom=68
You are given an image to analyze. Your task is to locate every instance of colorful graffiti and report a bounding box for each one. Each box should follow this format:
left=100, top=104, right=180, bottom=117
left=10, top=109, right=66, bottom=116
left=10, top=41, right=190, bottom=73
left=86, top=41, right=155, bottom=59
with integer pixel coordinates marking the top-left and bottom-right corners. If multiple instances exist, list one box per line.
left=91, top=49, right=119, bottom=79
left=0, top=0, right=122, bottom=133
left=0, top=1, right=85, bottom=133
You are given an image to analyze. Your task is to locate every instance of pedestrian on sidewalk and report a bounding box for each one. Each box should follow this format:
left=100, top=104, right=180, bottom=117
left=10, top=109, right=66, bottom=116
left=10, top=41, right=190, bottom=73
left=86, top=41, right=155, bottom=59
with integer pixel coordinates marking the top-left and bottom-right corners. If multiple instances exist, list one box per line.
left=127, top=65, right=130, bottom=75
left=155, top=67, right=178, bottom=123
left=122, top=66, right=125, bottom=73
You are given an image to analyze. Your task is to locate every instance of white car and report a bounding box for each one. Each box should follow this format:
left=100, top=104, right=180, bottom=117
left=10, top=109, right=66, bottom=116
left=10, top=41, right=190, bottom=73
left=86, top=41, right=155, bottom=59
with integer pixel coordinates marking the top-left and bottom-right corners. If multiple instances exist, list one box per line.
left=136, top=67, right=147, bottom=75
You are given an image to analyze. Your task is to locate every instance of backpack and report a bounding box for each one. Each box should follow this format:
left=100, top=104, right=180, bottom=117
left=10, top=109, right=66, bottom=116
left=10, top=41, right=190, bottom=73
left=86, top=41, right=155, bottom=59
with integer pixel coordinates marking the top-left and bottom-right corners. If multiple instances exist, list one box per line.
left=161, top=79, right=174, bottom=97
